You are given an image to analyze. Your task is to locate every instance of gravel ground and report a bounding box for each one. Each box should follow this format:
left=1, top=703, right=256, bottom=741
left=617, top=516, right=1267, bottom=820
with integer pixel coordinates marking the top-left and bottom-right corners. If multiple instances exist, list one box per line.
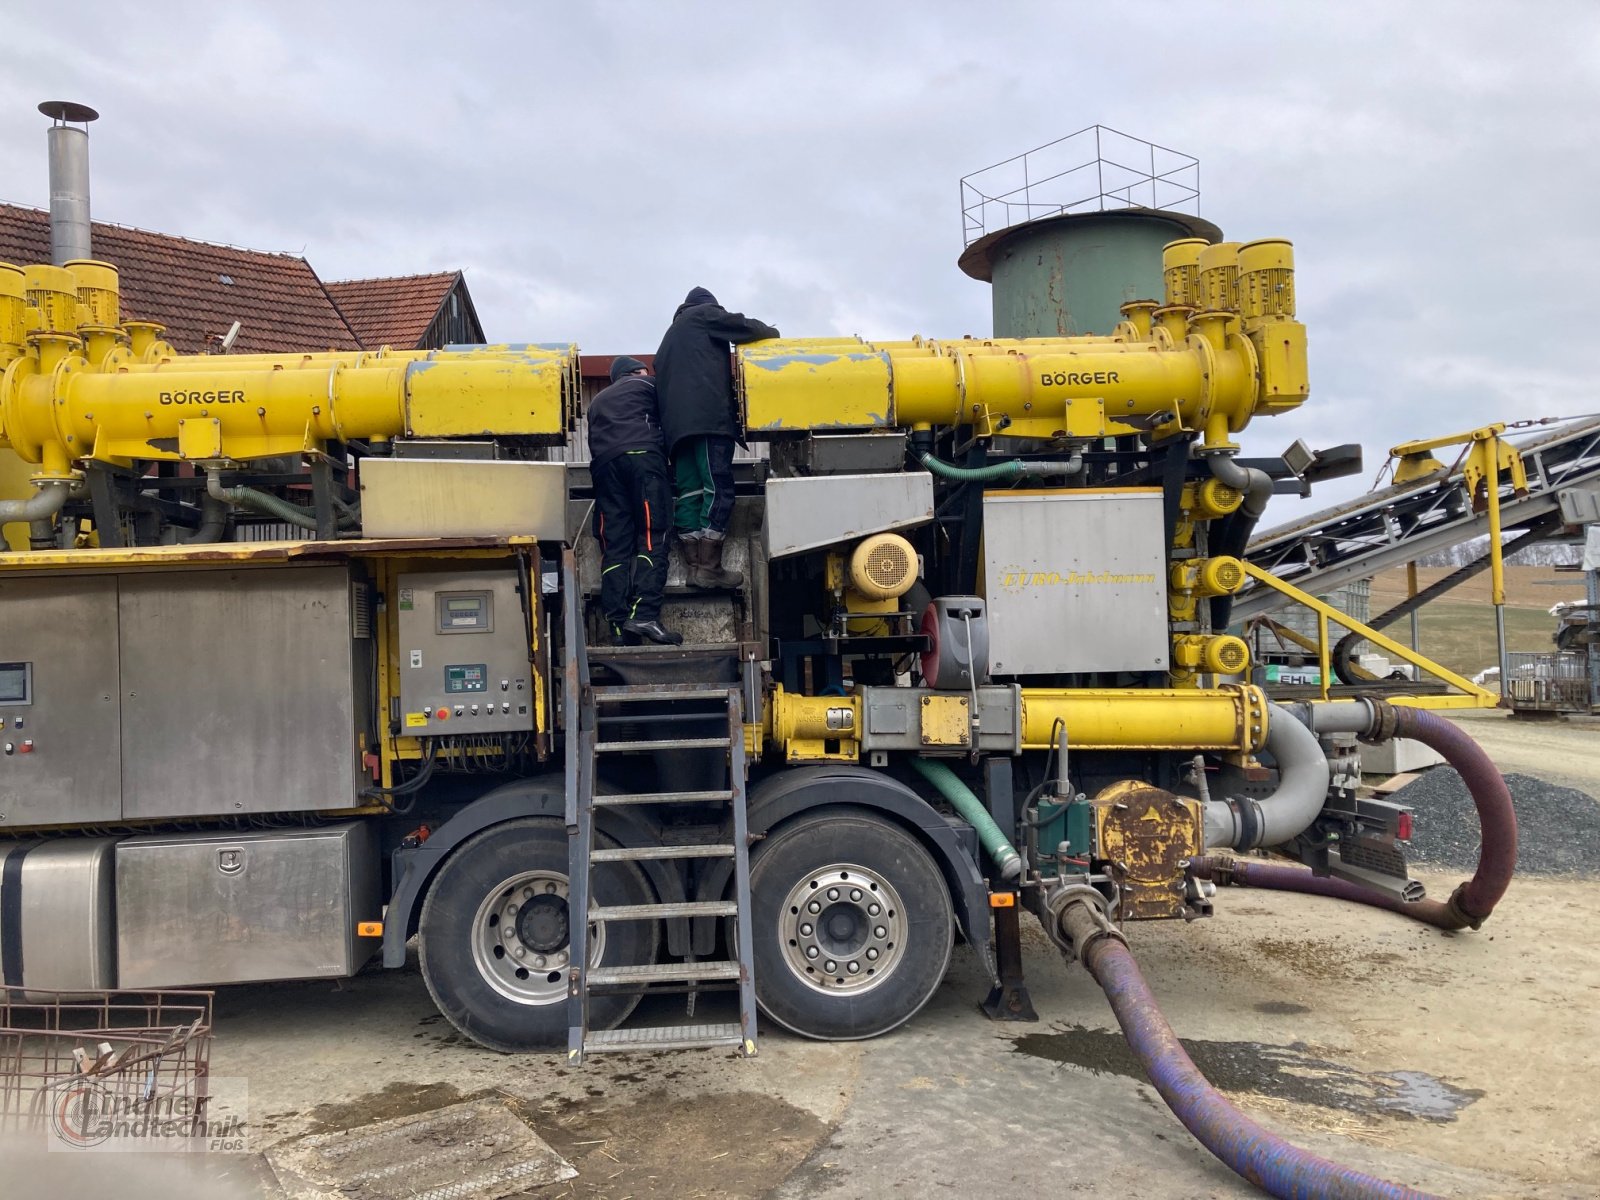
left=1391, top=768, right=1600, bottom=875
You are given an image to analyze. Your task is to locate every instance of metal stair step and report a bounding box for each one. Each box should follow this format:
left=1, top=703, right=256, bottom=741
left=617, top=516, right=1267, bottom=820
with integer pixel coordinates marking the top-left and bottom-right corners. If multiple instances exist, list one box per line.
left=591, top=844, right=736, bottom=862
left=590, top=901, right=739, bottom=921
left=583, top=1022, right=746, bottom=1052
left=592, top=685, right=739, bottom=703
left=595, top=736, right=730, bottom=753
left=593, top=789, right=735, bottom=807
left=587, top=960, right=742, bottom=986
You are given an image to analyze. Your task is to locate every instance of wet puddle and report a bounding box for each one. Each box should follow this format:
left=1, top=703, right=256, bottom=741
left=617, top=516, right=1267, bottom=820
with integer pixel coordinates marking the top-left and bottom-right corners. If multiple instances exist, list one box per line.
left=1011, top=1025, right=1482, bottom=1121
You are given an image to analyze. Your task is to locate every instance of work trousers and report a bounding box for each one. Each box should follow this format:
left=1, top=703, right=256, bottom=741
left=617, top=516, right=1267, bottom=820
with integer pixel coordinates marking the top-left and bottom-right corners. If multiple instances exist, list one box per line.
left=672, top=434, right=737, bottom=536
left=592, top=449, right=672, bottom=631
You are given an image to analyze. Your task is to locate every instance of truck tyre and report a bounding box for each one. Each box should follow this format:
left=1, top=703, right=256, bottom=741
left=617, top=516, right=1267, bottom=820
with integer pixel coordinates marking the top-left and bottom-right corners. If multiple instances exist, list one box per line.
left=418, top=817, right=658, bottom=1052
left=748, top=807, right=954, bottom=1040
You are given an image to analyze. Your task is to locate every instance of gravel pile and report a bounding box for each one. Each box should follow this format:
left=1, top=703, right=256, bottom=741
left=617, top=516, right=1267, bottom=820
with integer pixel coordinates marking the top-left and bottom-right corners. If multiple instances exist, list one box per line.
left=1390, top=769, right=1600, bottom=876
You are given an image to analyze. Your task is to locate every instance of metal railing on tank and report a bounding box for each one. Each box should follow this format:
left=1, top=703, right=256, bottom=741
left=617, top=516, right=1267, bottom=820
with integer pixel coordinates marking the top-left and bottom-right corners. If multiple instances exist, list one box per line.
left=959, top=125, right=1201, bottom=246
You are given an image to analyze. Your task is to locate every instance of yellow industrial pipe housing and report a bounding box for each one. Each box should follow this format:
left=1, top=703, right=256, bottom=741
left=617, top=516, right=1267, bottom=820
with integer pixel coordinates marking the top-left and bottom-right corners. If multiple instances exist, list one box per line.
left=738, top=235, right=1306, bottom=446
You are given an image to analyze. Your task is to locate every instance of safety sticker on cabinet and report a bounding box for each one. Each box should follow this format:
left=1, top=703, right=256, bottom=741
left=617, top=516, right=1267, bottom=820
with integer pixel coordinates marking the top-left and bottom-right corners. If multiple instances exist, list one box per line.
left=404, top=712, right=428, bottom=728
left=409, top=649, right=422, bottom=669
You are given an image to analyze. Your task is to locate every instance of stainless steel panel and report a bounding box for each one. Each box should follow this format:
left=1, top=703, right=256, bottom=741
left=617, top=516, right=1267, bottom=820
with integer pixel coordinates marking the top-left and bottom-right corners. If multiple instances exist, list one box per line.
left=359, top=458, right=567, bottom=541
left=859, top=685, right=1021, bottom=753
left=0, top=837, right=118, bottom=990
left=0, top=575, right=121, bottom=828
left=118, top=566, right=362, bottom=818
left=982, top=490, right=1169, bottom=674
left=115, top=823, right=380, bottom=988
left=397, top=570, right=536, bottom=736
left=764, top=472, right=934, bottom=558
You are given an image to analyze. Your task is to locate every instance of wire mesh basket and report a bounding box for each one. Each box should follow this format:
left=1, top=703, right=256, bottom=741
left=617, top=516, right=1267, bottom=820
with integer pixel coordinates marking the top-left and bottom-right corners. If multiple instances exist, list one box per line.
left=0, top=989, right=213, bottom=1148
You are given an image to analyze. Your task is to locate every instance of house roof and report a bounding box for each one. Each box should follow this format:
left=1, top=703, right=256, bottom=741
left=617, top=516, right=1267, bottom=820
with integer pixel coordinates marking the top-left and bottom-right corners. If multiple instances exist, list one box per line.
left=0, top=204, right=359, bottom=354
left=325, top=271, right=466, bottom=349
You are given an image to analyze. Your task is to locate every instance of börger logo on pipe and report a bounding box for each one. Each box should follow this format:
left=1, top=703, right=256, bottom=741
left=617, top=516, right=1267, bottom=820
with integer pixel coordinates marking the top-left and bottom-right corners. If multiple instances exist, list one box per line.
left=1039, top=370, right=1120, bottom=387
left=158, top=390, right=248, bottom=405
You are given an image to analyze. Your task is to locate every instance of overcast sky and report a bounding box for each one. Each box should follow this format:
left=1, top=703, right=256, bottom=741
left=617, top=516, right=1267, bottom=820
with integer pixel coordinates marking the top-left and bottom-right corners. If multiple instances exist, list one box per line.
left=3, top=1, right=1596, bottom=514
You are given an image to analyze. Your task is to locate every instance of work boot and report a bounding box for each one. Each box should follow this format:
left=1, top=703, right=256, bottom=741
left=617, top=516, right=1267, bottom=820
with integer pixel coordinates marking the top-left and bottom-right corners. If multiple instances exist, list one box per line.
left=621, top=619, right=683, bottom=646
left=692, top=533, right=743, bottom=589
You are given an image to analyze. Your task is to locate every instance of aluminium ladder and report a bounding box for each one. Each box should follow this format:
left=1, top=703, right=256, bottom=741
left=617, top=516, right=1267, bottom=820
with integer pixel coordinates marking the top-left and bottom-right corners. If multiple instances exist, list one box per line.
left=560, top=571, right=758, bottom=1060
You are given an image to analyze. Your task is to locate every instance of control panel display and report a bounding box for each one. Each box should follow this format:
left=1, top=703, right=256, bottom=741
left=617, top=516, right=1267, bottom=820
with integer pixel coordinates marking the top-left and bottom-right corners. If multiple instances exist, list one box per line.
left=0, top=662, right=32, bottom=706
left=437, top=591, right=491, bottom=633
left=445, top=664, right=488, bottom=693
left=395, top=571, right=535, bottom=737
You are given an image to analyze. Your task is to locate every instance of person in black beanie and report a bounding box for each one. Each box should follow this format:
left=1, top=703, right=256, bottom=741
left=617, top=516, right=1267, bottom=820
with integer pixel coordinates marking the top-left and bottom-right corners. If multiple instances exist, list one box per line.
left=586, top=356, right=681, bottom=645
left=654, top=287, right=779, bottom=588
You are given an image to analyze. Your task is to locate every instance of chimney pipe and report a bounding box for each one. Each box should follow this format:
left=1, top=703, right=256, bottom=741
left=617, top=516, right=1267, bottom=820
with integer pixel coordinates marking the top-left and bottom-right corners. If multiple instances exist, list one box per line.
left=38, top=101, right=99, bottom=266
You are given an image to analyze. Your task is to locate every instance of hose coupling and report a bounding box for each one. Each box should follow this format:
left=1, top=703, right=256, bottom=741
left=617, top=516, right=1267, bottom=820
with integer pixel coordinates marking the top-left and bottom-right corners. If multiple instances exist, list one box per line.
left=1049, top=888, right=1125, bottom=961
left=1445, top=882, right=1487, bottom=931
left=1354, top=695, right=1400, bottom=745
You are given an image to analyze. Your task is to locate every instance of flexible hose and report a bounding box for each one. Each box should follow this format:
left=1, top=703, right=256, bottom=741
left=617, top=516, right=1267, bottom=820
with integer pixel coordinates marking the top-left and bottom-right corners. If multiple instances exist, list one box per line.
left=918, top=451, right=1082, bottom=483
left=1389, top=706, right=1516, bottom=927
left=1060, top=900, right=1439, bottom=1200
left=1202, top=703, right=1516, bottom=931
left=908, top=757, right=1023, bottom=879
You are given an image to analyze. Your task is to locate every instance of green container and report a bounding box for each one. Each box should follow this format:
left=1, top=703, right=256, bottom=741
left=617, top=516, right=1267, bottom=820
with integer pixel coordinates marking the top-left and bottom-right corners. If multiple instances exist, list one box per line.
left=959, top=210, right=1221, bottom=337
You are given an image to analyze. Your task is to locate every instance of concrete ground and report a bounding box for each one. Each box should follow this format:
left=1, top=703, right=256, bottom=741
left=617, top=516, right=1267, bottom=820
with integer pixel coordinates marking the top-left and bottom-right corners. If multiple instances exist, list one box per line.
left=4, top=710, right=1597, bottom=1199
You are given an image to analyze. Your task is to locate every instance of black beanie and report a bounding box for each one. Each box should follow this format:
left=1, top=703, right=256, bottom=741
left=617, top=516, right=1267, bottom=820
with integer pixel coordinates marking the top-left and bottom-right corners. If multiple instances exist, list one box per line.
left=683, top=286, right=717, bottom=308
left=609, top=355, right=648, bottom=383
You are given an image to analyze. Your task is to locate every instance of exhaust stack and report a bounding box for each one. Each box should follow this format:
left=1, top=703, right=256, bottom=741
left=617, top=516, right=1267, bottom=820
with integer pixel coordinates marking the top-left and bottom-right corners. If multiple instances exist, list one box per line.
left=38, top=101, right=99, bottom=265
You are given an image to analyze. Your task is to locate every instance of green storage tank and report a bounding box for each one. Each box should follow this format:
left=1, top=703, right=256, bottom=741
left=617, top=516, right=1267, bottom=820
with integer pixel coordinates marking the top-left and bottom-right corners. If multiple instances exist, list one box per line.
left=959, top=209, right=1222, bottom=337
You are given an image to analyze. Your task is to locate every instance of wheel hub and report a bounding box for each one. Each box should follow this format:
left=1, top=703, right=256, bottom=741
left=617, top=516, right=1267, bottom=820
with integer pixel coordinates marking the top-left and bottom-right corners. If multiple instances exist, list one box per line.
left=470, top=869, right=599, bottom=1006
left=778, top=863, right=907, bottom=995
left=517, top=893, right=569, bottom=953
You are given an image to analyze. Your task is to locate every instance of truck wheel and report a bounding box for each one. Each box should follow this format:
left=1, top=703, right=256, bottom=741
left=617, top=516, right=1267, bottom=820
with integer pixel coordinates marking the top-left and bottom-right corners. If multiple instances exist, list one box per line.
left=748, top=807, right=954, bottom=1040
left=418, top=818, right=658, bottom=1052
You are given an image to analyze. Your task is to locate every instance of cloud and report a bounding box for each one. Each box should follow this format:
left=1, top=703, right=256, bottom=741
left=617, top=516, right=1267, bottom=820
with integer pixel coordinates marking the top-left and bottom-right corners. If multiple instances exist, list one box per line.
left=2, top=0, right=1596, bottom=517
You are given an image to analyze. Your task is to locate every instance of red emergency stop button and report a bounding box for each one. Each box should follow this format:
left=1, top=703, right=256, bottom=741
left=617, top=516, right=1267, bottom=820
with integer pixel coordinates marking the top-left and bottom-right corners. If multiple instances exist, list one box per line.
left=436, top=707, right=450, bottom=720
left=17, top=740, right=33, bottom=754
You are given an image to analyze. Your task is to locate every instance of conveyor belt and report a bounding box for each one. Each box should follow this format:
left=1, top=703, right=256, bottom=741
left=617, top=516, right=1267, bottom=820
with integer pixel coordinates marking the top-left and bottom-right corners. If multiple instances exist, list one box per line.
left=1234, top=417, right=1600, bottom=622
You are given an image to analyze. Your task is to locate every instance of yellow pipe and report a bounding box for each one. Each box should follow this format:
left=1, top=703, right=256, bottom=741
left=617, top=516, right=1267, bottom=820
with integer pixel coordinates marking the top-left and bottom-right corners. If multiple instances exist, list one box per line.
left=1019, top=685, right=1269, bottom=752
left=1, top=352, right=572, bottom=465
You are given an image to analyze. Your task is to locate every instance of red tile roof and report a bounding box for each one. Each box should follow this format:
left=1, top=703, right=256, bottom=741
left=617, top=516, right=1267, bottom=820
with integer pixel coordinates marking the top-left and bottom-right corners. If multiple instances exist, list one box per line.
left=325, top=272, right=463, bottom=349
left=0, top=204, right=359, bottom=354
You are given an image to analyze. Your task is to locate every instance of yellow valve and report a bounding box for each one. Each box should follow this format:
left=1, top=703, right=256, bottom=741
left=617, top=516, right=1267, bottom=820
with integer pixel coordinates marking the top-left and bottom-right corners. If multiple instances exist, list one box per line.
left=766, top=687, right=861, bottom=763
left=1162, top=238, right=1208, bottom=307
left=1172, top=634, right=1251, bottom=676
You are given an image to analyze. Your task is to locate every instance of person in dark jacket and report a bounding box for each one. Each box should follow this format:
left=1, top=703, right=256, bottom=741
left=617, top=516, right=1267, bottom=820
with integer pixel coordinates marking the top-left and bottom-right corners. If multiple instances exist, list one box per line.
left=587, top=356, right=681, bottom=645
left=654, top=286, right=779, bottom=589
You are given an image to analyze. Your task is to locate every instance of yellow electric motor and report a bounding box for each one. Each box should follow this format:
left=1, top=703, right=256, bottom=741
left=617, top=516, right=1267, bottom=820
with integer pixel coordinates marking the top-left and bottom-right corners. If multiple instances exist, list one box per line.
left=848, top=533, right=919, bottom=600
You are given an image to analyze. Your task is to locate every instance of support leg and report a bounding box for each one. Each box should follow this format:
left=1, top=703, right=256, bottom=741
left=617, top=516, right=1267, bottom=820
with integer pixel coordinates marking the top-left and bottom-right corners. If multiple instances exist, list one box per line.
left=981, top=900, right=1038, bottom=1022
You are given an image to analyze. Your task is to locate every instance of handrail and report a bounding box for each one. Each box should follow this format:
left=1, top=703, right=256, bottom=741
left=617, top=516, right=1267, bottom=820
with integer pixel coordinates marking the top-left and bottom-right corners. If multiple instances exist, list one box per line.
left=1238, top=561, right=1499, bottom=709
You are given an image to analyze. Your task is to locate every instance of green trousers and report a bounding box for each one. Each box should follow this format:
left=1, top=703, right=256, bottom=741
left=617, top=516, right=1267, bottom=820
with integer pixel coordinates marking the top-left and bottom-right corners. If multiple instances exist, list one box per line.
left=672, top=435, right=737, bottom=535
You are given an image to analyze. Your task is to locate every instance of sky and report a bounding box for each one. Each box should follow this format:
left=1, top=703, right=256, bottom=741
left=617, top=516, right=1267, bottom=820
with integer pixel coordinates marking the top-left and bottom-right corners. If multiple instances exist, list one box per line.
left=2, top=0, right=1596, bottom=515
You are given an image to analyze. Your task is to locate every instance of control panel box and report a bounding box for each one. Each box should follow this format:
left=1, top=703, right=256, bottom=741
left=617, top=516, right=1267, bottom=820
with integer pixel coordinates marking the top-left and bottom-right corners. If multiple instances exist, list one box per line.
left=396, top=571, right=535, bottom=735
